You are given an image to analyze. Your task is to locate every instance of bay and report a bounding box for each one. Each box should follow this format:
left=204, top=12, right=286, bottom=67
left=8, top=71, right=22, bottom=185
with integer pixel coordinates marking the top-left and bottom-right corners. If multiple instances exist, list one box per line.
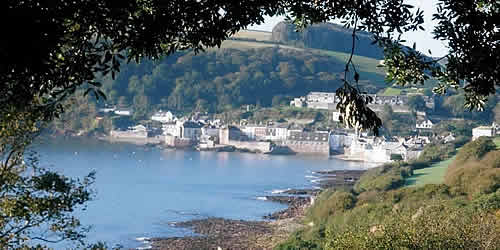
left=34, top=138, right=375, bottom=248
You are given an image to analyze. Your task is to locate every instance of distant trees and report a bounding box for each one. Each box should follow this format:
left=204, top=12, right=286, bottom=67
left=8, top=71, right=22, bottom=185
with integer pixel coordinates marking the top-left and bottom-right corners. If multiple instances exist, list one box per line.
left=102, top=48, right=357, bottom=114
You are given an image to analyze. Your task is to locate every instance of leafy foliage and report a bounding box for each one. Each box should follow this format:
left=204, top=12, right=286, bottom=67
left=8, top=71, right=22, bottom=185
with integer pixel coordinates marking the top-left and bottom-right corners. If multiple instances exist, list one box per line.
left=324, top=204, right=500, bottom=250
left=455, top=137, right=497, bottom=163
left=445, top=139, right=500, bottom=196
left=0, top=151, right=95, bottom=248
left=305, top=190, right=356, bottom=225
left=354, top=163, right=412, bottom=193
left=417, top=142, right=456, bottom=163
left=101, top=48, right=383, bottom=114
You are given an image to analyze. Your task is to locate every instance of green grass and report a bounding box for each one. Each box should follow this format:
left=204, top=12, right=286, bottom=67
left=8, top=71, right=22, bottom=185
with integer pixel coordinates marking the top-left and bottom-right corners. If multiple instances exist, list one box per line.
left=379, top=87, right=402, bottom=96
left=405, top=156, right=456, bottom=187
left=232, top=30, right=272, bottom=41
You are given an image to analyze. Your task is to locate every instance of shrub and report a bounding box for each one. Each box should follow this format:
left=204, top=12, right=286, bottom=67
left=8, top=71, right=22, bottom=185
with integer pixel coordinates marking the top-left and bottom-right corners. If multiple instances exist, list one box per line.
left=418, top=142, right=455, bottom=163
left=274, top=232, right=320, bottom=250
left=452, top=135, right=470, bottom=148
left=324, top=203, right=500, bottom=250
left=354, top=163, right=411, bottom=193
left=445, top=150, right=500, bottom=196
left=471, top=189, right=500, bottom=212
left=306, top=190, right=356, bottom=225
left=455, top=137, right=496, bottom=163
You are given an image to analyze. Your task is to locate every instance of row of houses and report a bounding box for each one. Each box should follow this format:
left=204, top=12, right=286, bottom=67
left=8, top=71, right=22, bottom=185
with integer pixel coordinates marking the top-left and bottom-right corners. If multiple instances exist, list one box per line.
left=106, top=107, right=435, bottom=161
left=291, top=91, right=435, bottom=110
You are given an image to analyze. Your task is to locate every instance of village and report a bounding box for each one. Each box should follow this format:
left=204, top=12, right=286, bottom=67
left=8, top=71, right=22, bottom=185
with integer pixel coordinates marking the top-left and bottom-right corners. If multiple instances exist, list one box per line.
left=100, top=91, right=500, bottom=164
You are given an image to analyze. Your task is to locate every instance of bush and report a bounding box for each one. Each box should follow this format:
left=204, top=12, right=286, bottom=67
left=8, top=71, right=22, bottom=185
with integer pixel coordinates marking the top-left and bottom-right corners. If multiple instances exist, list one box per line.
left=354, top=163, right=411, bottom=193
left=453, top=135, right=470, bottom=148
left=455, top=137, right=496, bottom=163
left=471, top=189, right=500, bottom=211
left=418, top=142, right=455, bottom=163
left=445, top=150, right=500, bottom=196
left=324, top=203, right=500, bottom=250
left=274, top=232, right=320, bottom=250
left=306, top=190, right=356, bottom=225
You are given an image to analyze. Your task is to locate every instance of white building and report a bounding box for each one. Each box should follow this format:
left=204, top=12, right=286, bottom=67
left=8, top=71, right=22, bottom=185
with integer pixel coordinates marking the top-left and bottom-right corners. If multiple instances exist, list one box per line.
left=472, top=125, right=497, bottom=140
left=265, top=126, right=288, bottom=141
left=307, top=92, right=336, bottom=103
left=162, top=122, right=181, bottom=137
left=114, top=109, right=132, bottom=116
left=290, top=97, right=306, bottom=108
left=241, top=125, right=267, bottom=140
left=129, top=124, right=147, bottom=132
left=151, top=111, right=176, bottom=123
left=416, top=119, right=433, bottom=129
left=99, top=107, right=116, bottom=113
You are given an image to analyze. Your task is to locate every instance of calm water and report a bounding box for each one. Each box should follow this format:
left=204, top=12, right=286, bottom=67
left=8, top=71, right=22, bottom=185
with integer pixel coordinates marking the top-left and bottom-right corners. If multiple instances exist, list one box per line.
left=34, top=138, right=374, bottom=248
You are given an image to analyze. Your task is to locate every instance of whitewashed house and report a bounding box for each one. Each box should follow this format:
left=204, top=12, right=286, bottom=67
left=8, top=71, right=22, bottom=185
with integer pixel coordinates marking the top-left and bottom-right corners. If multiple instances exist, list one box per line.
left=114, top=109, right=132, bottom=116
left=416, top=119, right=434, bottom=129
left=290, top=97, right=306, bottom=108
left=99, top=106, right=116, bottom=113
left=151, top=111, right=176, bottom=123
left=472, top=125, right=497, bottom=140
left=162, top=122, right=181, bottom=137
left=265, top=126, right=288, bottom=141
left=242, top=125, right=267, bottom=140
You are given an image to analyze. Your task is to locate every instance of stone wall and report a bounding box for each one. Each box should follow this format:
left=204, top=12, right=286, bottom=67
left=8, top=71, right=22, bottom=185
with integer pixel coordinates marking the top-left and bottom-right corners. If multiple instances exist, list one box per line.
left=165, top=135, right=194, bottom=148
left=228, top=140, right=271, bottom=153
left=279, top=141, right=329, bottom=155
left=110, top=130, right=147, bottom=139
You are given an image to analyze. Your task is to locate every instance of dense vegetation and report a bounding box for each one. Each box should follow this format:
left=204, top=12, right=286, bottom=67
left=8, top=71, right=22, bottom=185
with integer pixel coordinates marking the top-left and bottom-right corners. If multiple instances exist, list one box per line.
left=276, top=137, right=500, bottom=249
left=100, top=47, right=387, bottom=115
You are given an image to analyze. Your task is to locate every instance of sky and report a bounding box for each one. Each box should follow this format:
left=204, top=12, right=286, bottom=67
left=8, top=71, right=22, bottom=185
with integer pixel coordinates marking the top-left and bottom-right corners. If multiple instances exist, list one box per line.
left=250, top=0, right=448, bottom=57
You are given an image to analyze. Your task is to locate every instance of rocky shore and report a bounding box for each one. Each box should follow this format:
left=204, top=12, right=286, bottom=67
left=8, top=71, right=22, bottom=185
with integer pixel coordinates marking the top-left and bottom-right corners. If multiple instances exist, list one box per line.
left=151, top=169, right=366, bottom=250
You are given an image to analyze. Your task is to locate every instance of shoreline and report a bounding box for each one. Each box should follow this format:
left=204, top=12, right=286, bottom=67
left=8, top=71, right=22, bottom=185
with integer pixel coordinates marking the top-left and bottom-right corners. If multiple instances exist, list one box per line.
left=150, top=197, right=310, bottom=250
left=149, top=170, right=365, bottom=250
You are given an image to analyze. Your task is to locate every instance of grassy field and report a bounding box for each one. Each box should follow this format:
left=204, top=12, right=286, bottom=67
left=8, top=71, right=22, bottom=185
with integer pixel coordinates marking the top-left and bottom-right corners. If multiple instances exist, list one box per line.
left=379, top=87, right=402, bottom=96
left=232, top=30, right=272, bottom=41
left=405, top=156, right=456, bottom=187
left=406, top=137, right=500, bottom=187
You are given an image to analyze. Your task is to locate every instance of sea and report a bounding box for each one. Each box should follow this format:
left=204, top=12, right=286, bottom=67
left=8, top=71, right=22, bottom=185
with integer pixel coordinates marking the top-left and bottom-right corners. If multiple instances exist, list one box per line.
left=32, top=138, right=375, bottom=249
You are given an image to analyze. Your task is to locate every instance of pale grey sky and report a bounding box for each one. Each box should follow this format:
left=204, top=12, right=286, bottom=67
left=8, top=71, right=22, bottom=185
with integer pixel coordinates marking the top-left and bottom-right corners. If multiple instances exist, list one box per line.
left=250, top=0, right=448, bottom=57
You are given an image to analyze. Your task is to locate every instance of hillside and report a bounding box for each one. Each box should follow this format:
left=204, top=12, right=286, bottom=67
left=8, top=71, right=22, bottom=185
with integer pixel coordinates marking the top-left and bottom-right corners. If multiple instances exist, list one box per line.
left=89, top=22, right=444, bottom=120
left=271, top=22, right=384, bottom=59
left=98, top=37, right=390, bottom=117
